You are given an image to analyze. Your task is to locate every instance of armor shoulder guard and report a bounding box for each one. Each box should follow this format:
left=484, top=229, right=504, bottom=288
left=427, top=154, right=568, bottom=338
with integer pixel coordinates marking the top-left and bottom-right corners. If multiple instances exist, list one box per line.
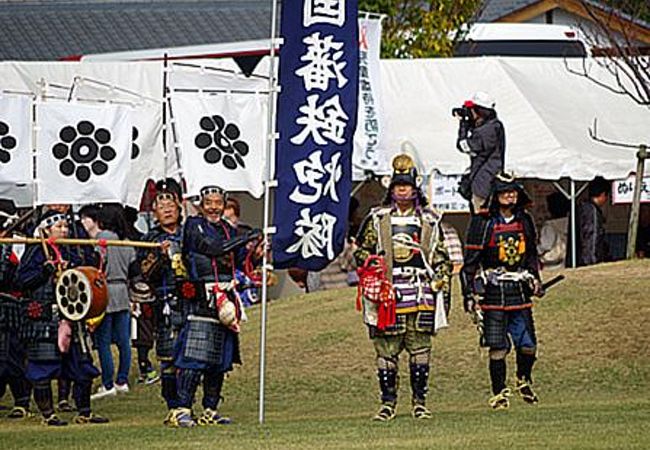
left=465, top=215, right=490, bottom=249
left=370, top=206, right=391, bottom=218
left=421, top=207, right=443, bottom=224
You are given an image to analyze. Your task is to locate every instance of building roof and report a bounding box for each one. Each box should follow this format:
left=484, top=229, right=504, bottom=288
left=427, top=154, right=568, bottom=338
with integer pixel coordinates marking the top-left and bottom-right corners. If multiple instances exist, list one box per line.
left=478, top=0, right=539, bottom=22
left=0, top=0, right=274, bottom=61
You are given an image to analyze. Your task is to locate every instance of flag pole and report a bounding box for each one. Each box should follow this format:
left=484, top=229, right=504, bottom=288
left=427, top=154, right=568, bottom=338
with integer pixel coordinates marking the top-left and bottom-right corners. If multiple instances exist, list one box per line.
left=259, top=0, right=279, bottom=425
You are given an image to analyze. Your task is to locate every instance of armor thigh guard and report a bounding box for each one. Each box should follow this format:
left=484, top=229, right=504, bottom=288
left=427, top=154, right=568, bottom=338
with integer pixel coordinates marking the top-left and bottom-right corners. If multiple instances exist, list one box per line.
left=404, top=314, right=432, bottom=355
left=506, top=310, right=537, bottom=349
left=373, top=334, right=404, bottom=361
left=483, top=310, right=509, bottom=350
left=156, top=324, right=175, bottom=360
left=182, top=319, right=226, bottom=365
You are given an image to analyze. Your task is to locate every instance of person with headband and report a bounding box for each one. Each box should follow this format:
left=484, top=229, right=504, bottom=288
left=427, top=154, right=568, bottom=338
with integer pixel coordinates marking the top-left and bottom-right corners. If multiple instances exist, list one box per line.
left=17, top=210, right=108, bottom=426
left=170, top=185, right=261, bottom=428
left=130, top=177, right=187, bottom=426
left=354, top=154, right=452, bottom=422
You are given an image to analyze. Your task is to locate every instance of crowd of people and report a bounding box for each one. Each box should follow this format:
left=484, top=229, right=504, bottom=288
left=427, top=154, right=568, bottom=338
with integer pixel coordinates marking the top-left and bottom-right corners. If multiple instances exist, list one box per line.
left=0, top=89, right=645, bottom=427
left=0, top=179, right=263, bottom=427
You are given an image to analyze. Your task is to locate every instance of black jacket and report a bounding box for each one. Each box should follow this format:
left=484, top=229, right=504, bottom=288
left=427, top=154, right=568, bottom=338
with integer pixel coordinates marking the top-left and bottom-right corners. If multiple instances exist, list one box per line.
left=566, top=200, right=607, bottom=267
left=457, top=116, right=505, bottom=199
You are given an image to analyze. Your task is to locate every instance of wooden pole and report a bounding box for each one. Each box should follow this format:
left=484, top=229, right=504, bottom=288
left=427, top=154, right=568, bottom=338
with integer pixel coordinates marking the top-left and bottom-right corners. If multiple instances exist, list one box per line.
left=626, top=144, right=648, bottom=259
left=0, top=237, right=162, bottom=249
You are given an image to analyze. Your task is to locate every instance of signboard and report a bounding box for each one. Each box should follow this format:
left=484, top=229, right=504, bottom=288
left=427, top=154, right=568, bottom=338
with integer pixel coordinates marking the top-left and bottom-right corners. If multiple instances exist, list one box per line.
left=612, top=176, right=650, bottom=204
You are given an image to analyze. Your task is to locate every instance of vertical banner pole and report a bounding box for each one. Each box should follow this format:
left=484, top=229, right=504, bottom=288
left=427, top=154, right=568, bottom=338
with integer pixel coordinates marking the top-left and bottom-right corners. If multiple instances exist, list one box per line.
left=570, top=179, right=577, bottom=268
left=259, top=0, right=279, bottom=425
left=162, top=53, right=169, bottom=178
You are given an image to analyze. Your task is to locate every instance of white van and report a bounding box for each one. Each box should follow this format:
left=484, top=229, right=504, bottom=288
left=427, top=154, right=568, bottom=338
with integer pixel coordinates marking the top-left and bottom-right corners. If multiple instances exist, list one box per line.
left=454, top=23, right=588, bottom=57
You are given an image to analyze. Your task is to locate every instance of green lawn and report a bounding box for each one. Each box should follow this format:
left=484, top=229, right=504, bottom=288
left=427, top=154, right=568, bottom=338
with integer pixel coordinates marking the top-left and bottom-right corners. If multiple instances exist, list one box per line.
left=1, top=260, right=649, bottom=449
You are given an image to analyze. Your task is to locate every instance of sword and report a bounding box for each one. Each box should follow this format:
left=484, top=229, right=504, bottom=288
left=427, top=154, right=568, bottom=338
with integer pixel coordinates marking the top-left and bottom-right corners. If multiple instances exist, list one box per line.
left=542, top=274, right=565, bottom=292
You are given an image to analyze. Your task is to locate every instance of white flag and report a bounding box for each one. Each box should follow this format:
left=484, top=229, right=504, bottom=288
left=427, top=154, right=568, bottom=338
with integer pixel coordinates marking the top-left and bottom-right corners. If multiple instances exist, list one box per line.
left=127, top=104, right=164, bottom=207
left=35, top=102, right=132, bottom=204
left=171, top=92, right=267, bottom=198
left=353, top=17, right=386, bottom=179
left=0, top=95, right=33, bottom=205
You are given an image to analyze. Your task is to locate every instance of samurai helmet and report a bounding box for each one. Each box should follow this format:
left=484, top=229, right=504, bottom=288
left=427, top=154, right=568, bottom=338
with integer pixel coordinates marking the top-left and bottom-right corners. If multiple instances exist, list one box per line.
left=381, top=152, right=423, bottom=190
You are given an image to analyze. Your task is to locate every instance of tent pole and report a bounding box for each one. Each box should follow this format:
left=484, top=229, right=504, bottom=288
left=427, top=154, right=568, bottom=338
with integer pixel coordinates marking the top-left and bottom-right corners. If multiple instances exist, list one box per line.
left=259, top=0, right=279, bottom=425
left=570, top=179, right=577, bottom=268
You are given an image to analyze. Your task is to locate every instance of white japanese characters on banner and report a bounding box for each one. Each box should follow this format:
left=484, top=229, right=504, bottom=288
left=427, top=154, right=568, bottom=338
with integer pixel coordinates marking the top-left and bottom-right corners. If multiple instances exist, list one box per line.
left=0, top=95, right=33, bottom=203
left=353, top=16, right=386, bottom=179
left=427, top=170, right=470, bottom=213
left=171, top=92, right=267, bottom=198
left=35, top=102, right=132, bottom=204
left=273, top=0, right=359, bottom=271
left=612, top=176, right=650, bottom=204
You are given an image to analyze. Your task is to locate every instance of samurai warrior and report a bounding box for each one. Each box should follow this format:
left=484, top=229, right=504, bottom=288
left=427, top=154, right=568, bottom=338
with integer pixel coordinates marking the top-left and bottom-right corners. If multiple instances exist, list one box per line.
left=17, top=210, right=108, bottom=426
left=171, top=185, right=261, bottom=427
left=0, top=201, right=32, bottom=419
left=132, top=178, right=186, bottom=425
left=461, top=172, right=543, bottom=410
left=354, top=154, right=452, bottom=421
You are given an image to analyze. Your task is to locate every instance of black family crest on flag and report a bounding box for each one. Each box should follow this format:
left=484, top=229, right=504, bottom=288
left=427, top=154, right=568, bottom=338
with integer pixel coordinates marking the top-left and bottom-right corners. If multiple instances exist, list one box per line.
left=131, top=126, right=140, bottom=160
left=0, top=121, right=17, bottom=164
left=195, top=114, right=249, bottom=170
left=52, top=120, right=116, bottom=182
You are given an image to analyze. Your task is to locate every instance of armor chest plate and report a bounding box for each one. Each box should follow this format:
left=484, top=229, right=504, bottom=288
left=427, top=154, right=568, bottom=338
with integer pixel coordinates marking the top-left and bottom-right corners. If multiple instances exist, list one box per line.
left=390, top=215, right=424, bottom=268
left=488, top=220, right=526, bottom=268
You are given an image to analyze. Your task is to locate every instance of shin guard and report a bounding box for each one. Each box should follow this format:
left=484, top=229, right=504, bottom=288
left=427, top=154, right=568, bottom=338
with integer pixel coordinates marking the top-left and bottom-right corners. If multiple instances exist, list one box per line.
left=73, top=381, right=92, bottom=417
left=202, top=371, right=225, bottom=411
left=33, top=380, right=54, bottom=417
left=176, top=368, right=201, bottom=409
left=516, top=351, right=536, bottom=382
left=409, top=364, right=430, bottom=405
left=161, top=367, right=179, bottom=410
left=9, top=377, right=32, bottom=409
left=377, top=369, right=398, bottom=406
left=489, top=359, right=507, bottom=395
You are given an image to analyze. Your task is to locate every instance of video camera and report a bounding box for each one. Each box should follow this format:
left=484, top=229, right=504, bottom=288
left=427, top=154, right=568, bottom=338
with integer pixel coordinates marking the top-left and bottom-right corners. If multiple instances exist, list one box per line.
left=451, top=105, right=475, bottom=127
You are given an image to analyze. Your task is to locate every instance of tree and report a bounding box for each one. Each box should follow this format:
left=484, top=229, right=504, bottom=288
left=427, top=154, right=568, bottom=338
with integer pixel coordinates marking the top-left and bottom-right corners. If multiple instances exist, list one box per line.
left=358, top=0, right=484, bottom=58
left=568, top=0, right=649, bottom=106
left=565, top=1, right=649, bottom=260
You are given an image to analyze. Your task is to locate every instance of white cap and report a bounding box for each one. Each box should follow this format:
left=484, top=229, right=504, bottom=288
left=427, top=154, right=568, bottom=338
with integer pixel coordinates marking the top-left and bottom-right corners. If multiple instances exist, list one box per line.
left=465, top=91, right=496, bottom=109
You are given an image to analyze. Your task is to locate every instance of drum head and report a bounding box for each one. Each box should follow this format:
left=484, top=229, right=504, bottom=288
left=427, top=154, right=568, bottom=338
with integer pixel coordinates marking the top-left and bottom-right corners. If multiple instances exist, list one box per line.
left=55, top=268, right=92, bottom=321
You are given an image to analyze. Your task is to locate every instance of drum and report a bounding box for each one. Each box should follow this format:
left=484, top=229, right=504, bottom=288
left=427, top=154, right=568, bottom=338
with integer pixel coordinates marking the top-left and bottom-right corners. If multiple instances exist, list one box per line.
left=55, top=267, right=108, bottom=321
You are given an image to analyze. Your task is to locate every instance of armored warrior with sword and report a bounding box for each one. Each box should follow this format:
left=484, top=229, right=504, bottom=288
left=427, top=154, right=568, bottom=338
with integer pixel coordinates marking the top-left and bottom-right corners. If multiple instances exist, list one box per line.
left=354, top=154, right=452, bottom=422
left=461, top=172, right=545, bottom=410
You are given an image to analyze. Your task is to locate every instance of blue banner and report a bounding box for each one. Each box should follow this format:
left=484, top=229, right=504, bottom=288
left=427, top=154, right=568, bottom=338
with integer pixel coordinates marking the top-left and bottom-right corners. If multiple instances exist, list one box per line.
left=272, top=0, right=358, bottom=271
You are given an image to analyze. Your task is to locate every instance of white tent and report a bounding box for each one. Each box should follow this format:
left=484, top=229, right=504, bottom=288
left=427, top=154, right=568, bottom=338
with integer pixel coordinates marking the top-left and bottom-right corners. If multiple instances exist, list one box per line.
left=378, top=57, right=650, bottom=180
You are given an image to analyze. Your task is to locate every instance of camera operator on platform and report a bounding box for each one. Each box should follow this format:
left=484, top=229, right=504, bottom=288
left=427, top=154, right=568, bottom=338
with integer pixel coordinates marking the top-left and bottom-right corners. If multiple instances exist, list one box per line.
left=454, top=92, right=505, bottom=213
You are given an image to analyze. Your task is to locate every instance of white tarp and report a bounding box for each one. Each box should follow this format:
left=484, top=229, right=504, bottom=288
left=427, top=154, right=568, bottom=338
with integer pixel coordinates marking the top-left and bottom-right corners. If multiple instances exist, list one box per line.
left=378, top=57, right=650, bottom=181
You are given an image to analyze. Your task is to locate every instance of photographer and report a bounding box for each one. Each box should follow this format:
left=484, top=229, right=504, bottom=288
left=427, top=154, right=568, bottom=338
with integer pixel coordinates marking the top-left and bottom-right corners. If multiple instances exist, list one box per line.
left=454, top=92, right=505, bottom=213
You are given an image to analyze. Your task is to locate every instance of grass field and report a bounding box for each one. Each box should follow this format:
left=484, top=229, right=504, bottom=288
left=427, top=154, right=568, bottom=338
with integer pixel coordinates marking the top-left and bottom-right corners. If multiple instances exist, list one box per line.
left=1, top=260, right=649, bottom=449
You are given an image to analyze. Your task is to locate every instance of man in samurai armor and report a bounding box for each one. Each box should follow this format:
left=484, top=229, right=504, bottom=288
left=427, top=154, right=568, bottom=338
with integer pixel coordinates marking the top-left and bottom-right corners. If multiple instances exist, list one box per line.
left=17, top=210, right=108, bottom=426
left=354, top=154, right=452, bottom=422
left=131, top=178, right=187, bottom=425
left=0, top=200, right=32, bottom=419
left=170, top=185, right=261, bottom=428
left=460, top=172, right=544, bottom=410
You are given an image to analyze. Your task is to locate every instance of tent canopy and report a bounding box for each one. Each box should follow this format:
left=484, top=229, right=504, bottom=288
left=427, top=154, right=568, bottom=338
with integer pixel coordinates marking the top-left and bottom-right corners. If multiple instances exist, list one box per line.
left=378, top=57, right=650, bottom=181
